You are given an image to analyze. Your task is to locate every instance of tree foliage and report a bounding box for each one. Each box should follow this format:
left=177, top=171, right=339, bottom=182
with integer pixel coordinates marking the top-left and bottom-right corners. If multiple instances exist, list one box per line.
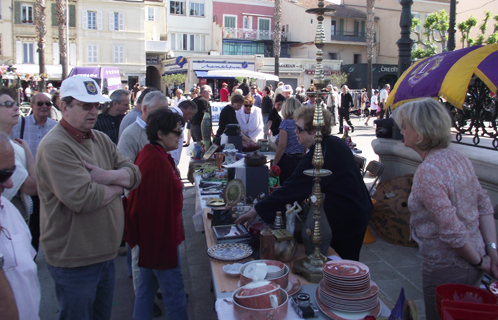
left=457, top=11, right=498, bottom=48
left=328, top=71, right=348, bottom=88
left=162, top=73, right=187, bottom=87
left=411, top=10, right=449, bottom=59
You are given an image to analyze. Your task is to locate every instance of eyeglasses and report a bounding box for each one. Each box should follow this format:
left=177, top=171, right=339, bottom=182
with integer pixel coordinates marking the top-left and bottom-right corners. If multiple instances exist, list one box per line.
left=171, top=130, right=182, bottom=137
left=251, top=87, right=257, bottom=90
left=295, top=125, right=307, bottom=134
left=0, top=165, right=15, bottom=184
left=36, top=101, right=52, bottom=107
left=73, top=102, right=100, bottom=111
left=244, top=104, right=253, bottom=108
left=1, top=227, right=17, bottom=272
left=0, top=101, right=17, bottom=108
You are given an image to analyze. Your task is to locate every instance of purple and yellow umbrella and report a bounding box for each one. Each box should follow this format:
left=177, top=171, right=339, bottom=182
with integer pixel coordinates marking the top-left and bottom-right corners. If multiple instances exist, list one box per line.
left=386, top=43, right=498, bottom=110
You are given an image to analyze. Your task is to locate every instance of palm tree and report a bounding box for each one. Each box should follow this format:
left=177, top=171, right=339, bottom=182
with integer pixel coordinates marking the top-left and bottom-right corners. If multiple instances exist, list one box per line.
left=366, top=0, right=375, bottom=99
left=274, top=0, right=282, bottom=78
left=35, top=0, right=47, bottom=88
left=56, top=0, right=68, bottom=79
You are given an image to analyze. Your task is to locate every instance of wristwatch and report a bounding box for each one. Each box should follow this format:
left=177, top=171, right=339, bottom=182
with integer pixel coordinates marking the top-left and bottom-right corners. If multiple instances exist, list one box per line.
left=486, top=242, right=497, bottom=250
left=0, top=253, right=4, bottom=269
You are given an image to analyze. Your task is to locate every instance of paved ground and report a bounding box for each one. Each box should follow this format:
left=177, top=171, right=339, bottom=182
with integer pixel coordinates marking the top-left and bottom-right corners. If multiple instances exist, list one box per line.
left=37, top=114, right=426, bottom=320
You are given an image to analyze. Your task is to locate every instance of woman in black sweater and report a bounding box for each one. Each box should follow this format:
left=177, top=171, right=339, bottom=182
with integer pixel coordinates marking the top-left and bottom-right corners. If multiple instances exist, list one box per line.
left=235, top=107, right=372, bottom=261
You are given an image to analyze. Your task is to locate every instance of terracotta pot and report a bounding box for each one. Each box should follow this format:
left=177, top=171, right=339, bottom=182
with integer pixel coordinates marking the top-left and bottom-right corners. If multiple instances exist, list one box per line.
left=236, top=281, right=281, bottom=309
left=239, top=260, right=289, bottom=290
left=233, top=288, right=289, bottom=320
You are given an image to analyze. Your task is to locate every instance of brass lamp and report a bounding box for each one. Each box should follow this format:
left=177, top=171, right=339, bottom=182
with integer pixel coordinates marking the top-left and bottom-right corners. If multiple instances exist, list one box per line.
left=292, top=1, right=335, bottom=283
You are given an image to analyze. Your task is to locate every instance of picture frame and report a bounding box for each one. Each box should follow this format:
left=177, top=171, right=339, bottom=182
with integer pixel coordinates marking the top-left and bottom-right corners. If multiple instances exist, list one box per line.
left=203, top=144, right=219, bottom=160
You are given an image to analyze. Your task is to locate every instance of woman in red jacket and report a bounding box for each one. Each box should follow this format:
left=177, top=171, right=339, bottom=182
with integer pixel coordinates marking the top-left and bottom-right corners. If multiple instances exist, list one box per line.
left=124, top=108, right=187, bottom=320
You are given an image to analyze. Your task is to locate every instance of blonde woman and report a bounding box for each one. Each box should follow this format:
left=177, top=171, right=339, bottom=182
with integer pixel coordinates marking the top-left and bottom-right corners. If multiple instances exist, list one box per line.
left=394, top=98, right=498, bottom=320
left=273, top=97, right=304, bottom=184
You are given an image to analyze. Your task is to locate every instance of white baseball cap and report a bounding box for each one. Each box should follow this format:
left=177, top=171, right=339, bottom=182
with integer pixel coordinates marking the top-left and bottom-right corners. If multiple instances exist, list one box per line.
left=60, top=76, right=111, bottom=103
left=282, top=84, right=293, bottom=93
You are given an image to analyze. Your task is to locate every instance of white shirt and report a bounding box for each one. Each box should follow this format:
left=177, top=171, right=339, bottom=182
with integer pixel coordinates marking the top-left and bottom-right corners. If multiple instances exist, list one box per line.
left=236, top=106, right=264, bottom=142
left=169, top=105, right=184, bottom=166
left=172, top=96, right=186, bottom=108
left=370, top=95, right=379, bottom=110
left=0, top=196, right=41, bottom=320
left=379, top=89, right=389, bottom=103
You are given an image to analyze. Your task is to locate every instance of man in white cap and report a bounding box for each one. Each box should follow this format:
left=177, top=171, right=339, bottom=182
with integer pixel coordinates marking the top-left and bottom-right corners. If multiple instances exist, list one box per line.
left=281, top=84, right=293, bottom=99
left=35, top=76, right=141, bottom=320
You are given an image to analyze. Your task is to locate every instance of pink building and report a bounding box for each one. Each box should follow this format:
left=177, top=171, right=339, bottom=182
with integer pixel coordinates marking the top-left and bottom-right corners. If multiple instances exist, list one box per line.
left=213, top=0, right=290, bottom=56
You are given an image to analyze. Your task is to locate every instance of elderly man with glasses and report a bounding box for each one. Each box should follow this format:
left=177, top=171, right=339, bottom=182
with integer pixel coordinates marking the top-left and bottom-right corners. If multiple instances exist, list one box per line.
left=36, top=76, right=141, bottom=320
left=0, top=131, right=41, bottom=320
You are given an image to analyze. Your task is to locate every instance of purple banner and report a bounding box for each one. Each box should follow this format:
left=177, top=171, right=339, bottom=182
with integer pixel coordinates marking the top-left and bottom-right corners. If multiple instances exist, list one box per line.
left=69, top=67, right=122, bottom=92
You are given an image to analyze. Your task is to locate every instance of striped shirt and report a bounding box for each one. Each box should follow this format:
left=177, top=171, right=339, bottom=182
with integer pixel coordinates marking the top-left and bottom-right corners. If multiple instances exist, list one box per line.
left=279, top=119, right=303, bottom=155
left=10, top=115, right=57, bottom=160
left=93, top=113, right=125, bottom=145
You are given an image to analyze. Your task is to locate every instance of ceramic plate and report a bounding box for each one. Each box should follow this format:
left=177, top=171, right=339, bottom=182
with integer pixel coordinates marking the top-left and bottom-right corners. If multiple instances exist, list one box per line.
left=315, top=287, right=381, bottom=320
left=207, top=243, right=253, bottom=262
left=206, top=198, right=226, bottom=207
left=222, top=263, right=244, bottom=277
left=223, top=179, right=245, bottom=204
left=323, top=260, right=370, bottom=279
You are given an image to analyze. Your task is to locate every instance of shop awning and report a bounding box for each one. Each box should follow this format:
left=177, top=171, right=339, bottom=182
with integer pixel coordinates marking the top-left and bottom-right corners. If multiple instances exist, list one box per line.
left=195, top=71, right=235, bottom=79
left=206, top=69, right=278, bottom=81
left=13, top=64, right=65, bottom=80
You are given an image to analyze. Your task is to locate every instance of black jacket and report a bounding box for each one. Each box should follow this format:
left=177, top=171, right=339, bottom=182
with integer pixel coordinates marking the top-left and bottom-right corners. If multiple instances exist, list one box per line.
left=255, top=136, right=373, bottom=241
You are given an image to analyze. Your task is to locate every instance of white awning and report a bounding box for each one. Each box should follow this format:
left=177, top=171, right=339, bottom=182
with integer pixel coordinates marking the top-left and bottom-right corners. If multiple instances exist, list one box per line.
left=12, top=64, right=68, bottom=80
left=206, top=69, right=278, bottom=81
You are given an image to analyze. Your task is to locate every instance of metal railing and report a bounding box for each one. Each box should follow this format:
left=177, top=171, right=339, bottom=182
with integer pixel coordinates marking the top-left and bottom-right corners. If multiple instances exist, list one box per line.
left=446, top=76, right=498, bottom=149
left=330, top=31, right=376, bottom=43
left=223, top=27, right=290, bottom=41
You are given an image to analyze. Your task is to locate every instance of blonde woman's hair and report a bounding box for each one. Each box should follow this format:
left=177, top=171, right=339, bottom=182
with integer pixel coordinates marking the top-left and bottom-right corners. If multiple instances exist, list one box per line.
left=394, top=98, right=451, bottom=151
left=293, top=105, right=332, bottom=137
left=281, top=97, right=301, bottom=120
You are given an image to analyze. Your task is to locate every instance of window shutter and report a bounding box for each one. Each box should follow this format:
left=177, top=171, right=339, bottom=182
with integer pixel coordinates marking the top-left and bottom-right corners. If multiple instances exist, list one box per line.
left=14, top=1, right=21, bottom=24
left=82, top=10, right=88, bottom=29
left=69, top=5, right=76, bottom=27
left=340, top=19, right=344, bottom=36
left=87, top=45, right=92, bottom=63
left=53, top=42, right=60, bottom=65
left=16, top=41, right=23, bottom=63
left=69, top=43, right=76, bottom=65
left=361, top=20, right=365, bottom=36
left=97, top=11, right=103, bottom=30
left=119, top=13, right=124, bottom=31
left=51, top=3, right=57, bottom=26
left=109, top=12, right=114, bottom=30
left=34, top=42, right=39, bottom=64
left=155, top=8, right=158, bottom=21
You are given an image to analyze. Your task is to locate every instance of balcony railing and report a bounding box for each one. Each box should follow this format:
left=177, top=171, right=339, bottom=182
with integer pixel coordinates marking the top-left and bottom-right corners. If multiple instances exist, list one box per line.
left=330, top=31, right=376, bottom=43
left=145, top=40, right=168, bottom=53
left=223, top=28, right=290, bottom=41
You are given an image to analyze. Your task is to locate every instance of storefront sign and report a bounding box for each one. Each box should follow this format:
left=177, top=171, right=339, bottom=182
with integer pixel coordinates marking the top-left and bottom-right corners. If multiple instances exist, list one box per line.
left=305, top=70, right=337, bottom=75
left=146, top=55, right=160, bottom=65
left=279, top=63, right=297, bottom=68
left=193, top=60, right=254, bottom=71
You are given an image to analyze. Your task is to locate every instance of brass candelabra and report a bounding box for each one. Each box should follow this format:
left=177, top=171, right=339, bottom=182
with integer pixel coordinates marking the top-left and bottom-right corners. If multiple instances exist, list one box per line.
left=292, top=1, right=334, bottom=283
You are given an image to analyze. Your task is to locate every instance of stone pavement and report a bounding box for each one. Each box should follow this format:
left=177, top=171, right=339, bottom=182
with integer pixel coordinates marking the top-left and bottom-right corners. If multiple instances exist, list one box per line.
left=37, top=114, right=426, bottom=320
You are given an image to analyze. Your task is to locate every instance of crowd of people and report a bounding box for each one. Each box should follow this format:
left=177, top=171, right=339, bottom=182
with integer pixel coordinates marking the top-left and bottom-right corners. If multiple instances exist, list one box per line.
left=1, top=75, right=497, bottom=320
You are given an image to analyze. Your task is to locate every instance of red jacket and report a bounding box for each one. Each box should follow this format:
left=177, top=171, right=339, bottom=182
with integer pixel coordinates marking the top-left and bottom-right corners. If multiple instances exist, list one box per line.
left=220, top=87, right=229, bottom=102
left=124, top=144, right=184, bottom=269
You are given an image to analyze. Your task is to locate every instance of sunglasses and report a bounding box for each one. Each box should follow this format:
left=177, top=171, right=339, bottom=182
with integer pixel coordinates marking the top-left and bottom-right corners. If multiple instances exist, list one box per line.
left=171, top=130, right=182, bottom=137
left=74, top=102, right=100, bottom=111
left=0, top=165, right=16, bottom=184
left=36, top=101, right=52, bottom=107
left=295, top=125, right=307, bottom=134
left=244, top=104, right=253, bottom=108
left=0, top=101, right=17, bottom=108
left=251, top=87, right=257, bottom=90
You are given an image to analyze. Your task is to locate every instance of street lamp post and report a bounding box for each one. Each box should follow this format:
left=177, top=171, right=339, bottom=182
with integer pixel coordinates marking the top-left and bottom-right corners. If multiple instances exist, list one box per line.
left=396, top=0, right=414, bottom=78
left=447, top=0, right=456, bottom=51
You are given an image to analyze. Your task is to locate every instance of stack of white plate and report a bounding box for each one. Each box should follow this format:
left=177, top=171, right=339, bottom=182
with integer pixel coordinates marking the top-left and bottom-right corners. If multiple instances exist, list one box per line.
left=265, top=265, right=286, bottom=280
left=317, top=260, right=379, bottom=313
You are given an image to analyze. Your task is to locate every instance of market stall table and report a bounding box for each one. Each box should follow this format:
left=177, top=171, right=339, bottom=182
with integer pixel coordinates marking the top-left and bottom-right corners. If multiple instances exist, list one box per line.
left=193, top=175, right=392, bottom=319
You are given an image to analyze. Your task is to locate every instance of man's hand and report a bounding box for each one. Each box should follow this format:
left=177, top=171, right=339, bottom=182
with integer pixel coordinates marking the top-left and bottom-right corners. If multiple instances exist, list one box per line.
left=83, top=161, right=111, bottom=185
left=234, top=207, right=258, bottom=227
